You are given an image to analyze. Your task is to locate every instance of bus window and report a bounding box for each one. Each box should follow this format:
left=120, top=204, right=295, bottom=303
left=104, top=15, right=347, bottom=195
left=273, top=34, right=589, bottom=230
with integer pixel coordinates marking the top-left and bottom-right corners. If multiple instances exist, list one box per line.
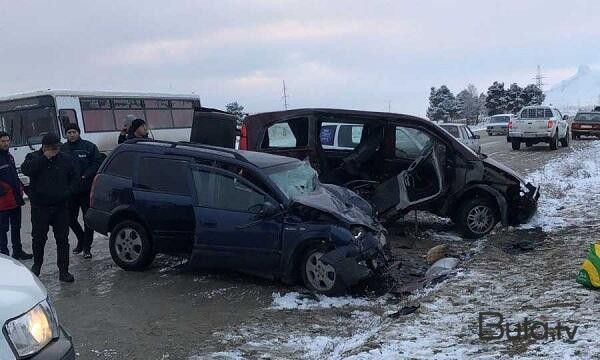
left=81, top=98, right=116, bottom=132
left=172, top=100, right=194, bottom=128
left=58, top=109, right=78, bottom=135
left=113, top=99, right=145, bottom=129
left=0, top=107, right=58, bottom=147
left=145, top=99, right=173, bottom=129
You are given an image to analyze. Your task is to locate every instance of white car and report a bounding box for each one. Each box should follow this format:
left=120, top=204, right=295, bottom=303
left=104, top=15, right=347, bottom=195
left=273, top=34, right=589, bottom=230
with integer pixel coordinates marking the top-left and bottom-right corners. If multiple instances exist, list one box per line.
left=438, top=123, right=481, bottom=153
left=486, top=114, right=513, bottom=136
left=0, top=255, right=74, bottom=359
left=508, top=106, right=570, bottom=150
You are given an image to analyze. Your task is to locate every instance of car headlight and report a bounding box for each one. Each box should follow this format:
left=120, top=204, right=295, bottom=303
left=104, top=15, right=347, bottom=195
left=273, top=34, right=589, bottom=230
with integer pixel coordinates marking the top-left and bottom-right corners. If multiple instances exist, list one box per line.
left=4, top=299, right=60, bottom=358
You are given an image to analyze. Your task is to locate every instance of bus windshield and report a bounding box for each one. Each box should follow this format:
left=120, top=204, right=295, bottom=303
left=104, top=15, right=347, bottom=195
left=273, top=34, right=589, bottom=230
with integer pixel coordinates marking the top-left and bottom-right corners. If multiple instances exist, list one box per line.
left=0, top=96, right=58, bottom=147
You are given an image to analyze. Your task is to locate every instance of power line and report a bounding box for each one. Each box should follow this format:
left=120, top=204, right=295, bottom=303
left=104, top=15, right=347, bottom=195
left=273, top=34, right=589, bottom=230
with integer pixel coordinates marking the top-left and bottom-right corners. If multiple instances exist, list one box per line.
left=533, top=64, right=546, bottom=90
left=282, top=80, right=289, bottom=110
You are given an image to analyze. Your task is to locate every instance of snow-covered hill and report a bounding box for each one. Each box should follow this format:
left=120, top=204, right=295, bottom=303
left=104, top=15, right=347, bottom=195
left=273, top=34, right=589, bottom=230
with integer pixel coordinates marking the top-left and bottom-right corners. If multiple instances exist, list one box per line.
left=544, top=65, right=600, bottom=110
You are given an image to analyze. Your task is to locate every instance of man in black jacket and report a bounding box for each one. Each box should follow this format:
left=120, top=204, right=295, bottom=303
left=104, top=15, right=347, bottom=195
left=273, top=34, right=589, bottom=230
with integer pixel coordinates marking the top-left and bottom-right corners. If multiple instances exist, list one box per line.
left=61, top=123, right=104, bottom=258
left=0, top=132, right=32, bottom=259
left=21, top=133, right=79, bottom=282
left=125, top=118, right=149, bottom=141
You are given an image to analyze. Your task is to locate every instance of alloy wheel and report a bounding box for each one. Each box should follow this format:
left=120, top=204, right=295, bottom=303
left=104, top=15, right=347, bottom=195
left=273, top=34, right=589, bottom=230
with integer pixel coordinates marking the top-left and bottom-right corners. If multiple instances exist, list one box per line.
left=305, top=252, right=336, bottom=292
left=466, top=205, right=495, bottom=235
left=114, top=228, right=143, bottom=263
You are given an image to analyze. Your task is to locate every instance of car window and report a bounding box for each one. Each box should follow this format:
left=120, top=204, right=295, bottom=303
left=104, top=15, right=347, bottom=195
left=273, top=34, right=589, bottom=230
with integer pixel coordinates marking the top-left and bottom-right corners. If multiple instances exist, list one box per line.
left=395, top=126, right=432, bottom=159
left=465, top=126, right=475, bottom=139
left=105, top=152, right=136, bottom=179
left=137, top=158, right=191, bottom=195
left=262, top=117, right=309, bottom=148
left=212, top=172, right=266, bottom=213
left=319, top=125, right=336, bottom=146
left=439, top=125, right=459, bottom=138
left=337, top=124, right=363, bottom=148
left=192, top=169, right=212, bottom=207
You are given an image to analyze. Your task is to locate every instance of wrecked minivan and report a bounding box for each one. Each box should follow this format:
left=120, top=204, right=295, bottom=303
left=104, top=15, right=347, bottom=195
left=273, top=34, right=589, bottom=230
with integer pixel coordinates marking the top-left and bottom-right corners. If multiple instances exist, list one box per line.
left=241, top=109, right=540, bottom=238
left=85, top=139, right=387, bottom=295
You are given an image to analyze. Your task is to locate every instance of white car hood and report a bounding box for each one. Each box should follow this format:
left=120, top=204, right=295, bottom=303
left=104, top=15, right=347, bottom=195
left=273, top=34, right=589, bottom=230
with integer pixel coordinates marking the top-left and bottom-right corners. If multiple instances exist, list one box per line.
left=0, top=255, right=46, bottom=322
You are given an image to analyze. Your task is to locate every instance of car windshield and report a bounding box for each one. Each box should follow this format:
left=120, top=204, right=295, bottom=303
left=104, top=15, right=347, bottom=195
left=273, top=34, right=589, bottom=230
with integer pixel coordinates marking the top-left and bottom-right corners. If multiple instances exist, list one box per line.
left=439, top=125, right=459, bottom=137
left=575, top=113, right=600, bottom=122
left=491, top=116, right=510, bottom=123
left=266, top=161, right=318, bottom=199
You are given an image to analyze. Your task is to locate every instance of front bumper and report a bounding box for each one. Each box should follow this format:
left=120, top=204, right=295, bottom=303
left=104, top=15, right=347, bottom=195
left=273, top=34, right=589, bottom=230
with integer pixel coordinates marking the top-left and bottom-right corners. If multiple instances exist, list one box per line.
left=320, top=232, right=387, bottom=287
left=29, top=326, right=75, bottom=360
left=572, top=129, right=600, bottom=136
left=513, top=183, right=539, bottom=224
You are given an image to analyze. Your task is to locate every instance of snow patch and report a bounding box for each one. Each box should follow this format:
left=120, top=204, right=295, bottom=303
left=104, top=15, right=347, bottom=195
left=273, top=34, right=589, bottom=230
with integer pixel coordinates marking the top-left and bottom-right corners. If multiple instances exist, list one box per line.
left=271, top=292, right=373, bottom=310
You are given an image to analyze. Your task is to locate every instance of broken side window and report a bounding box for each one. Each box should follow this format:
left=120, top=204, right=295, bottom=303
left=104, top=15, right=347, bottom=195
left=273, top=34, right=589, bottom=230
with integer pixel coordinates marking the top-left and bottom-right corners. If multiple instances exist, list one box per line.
left=262, top=117, right=309, bottom=148
left=394, top=126, right=432, bottom=159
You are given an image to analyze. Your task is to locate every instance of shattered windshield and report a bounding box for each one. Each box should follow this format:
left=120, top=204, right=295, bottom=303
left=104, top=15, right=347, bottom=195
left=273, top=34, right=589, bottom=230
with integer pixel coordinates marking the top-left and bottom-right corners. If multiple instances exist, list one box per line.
left=266, top=161, right=318, bottom=199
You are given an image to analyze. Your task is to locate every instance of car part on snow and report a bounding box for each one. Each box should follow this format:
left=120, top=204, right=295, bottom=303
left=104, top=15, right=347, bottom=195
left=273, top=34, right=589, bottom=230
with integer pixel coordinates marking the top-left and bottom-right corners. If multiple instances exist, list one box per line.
left=426, top=244, right=448, bottom=264
left=576, top=243, right=600, bottom=288
left=388, top=303, right=420, bottom=318
left=425, top=257, right=460, bottom=278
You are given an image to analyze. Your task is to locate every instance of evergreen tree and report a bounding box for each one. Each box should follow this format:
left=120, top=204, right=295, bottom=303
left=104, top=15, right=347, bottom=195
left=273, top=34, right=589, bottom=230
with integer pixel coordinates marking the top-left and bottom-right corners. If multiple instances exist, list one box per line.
left=505, top=83, right=524, bottom=114
left=485, top=82, right=507, bottom=115
left=427, top=85, right=458, bottom=121
left=521, top=84, right=545, bottom=106
left=225, top=102, right=246, bottom=117
left=456, top=84, right=482, bottom=124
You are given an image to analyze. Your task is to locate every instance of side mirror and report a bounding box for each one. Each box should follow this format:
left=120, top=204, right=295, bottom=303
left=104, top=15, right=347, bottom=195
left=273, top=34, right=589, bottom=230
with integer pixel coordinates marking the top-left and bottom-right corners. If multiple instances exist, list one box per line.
left=473, top=134, right=481, bottom=139
left=257, top=201, right=279, bottom=218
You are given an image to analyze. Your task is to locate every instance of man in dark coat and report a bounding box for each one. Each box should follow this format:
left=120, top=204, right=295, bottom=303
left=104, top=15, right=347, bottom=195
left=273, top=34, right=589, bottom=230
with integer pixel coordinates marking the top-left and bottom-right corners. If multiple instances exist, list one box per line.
left=125, top=118, right=149, bottom=141
left=61, top=123, right=104, bottom=258
left=0, top=131, right=32, bottom=259
left=21, top=133, right=79, bottom=282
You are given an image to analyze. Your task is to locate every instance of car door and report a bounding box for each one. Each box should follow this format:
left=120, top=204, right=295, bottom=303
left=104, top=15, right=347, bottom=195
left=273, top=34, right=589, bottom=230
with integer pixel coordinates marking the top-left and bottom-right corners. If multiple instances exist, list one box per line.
left=374, top=126, right=446, bottom=222
left=132, top=156, right=196, bottom=255
left=190, top=165, right=283, bottom=272
left=381, top=124, right=429, bottom=180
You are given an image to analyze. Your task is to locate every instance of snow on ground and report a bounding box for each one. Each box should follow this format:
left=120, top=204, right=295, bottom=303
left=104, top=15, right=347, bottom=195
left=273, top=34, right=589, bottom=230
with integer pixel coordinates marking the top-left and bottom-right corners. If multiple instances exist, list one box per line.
left=203, top=140, right=600, bottom=359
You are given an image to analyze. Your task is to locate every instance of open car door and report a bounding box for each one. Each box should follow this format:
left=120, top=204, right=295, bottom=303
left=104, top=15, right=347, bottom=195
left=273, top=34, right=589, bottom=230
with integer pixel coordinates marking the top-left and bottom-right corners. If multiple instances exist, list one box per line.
left=190, top=108, right=238, bottom=148
left=370, top=141, right=446, bottom=223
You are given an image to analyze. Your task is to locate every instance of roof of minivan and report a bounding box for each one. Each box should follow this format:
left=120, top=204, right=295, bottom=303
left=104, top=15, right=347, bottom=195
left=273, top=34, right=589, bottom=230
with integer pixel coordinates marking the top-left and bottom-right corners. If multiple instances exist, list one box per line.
left=119, top=140, right=299, bottom=169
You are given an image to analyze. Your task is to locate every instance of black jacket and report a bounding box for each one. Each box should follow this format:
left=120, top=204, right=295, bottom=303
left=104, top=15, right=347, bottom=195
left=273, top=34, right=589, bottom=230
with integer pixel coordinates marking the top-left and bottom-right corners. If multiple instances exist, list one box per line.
left=21, top=150, right=79, bottom=207
left=61, top=138, right=104, bottom=193
left=0, top=150, right=24, bottom=209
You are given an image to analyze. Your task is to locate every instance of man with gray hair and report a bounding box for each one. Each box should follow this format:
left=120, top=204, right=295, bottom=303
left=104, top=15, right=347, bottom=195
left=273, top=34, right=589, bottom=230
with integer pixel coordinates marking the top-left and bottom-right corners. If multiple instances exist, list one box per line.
left=118, top=114, right=136, bottom=144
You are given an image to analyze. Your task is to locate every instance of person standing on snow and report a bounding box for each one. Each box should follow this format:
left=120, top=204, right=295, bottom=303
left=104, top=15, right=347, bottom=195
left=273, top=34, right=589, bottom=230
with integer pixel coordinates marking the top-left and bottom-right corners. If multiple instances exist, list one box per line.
left=118, top=114, right=136, bottom=144
left=0, top=131, right=32, bottom=260
left=61, top=123, right=104, bottom=259
left=21, top=133, right=79, bottom=282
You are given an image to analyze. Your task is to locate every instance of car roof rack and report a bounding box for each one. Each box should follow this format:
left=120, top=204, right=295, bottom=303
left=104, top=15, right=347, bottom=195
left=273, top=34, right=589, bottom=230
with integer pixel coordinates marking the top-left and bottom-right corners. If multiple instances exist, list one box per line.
left=127, top=138, right=248, bottom=162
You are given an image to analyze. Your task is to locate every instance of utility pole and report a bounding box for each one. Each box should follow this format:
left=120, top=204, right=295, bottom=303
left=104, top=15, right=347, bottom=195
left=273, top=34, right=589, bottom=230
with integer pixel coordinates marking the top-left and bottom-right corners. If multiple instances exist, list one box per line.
left=282, top=80, right=289, bottom=110
left=388, top=100, right=391, bottom=112
left=533, top=65, right=546, bottom=90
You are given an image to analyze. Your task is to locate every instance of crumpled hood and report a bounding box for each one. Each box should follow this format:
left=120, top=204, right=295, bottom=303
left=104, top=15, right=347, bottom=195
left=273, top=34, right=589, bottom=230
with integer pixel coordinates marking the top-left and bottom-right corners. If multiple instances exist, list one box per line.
left=482, top=156, right=526, bottom=184
left=290, top=183, right=380, bottom=229
left=0, top=255, right=46, bottom=322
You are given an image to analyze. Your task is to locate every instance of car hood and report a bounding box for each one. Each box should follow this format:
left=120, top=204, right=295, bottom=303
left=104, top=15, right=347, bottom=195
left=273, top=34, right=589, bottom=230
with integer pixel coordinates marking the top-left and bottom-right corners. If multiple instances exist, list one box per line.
left=290, top=184, right=380, bottom=229
left=481, top=156, right=526, bottom=184
left=487, top=122, right=509, bottom=127
left=0, top=255, right=47, bottom=322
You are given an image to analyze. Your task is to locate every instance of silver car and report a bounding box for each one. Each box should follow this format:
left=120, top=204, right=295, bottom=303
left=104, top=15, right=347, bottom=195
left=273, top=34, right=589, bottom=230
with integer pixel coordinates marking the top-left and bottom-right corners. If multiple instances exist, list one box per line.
left=438, top=123, right=481, bottom=153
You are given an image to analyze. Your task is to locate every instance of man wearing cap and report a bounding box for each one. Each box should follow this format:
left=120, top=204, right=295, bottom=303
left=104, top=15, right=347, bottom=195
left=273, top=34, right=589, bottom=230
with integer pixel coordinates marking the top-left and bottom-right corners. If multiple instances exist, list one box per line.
left=126, top=118, right=149, bottom=141
left=21, top=133, right=79, bottom=282
left=0, top=131, right=32, bottom=260
left=61, top=123, right=104, bottom=259
left=118, top=114, right=136, bottom=144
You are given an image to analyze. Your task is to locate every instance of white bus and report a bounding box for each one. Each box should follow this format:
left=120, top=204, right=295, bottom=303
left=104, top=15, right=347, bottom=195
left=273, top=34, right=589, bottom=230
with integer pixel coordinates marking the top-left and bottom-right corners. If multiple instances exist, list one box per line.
left=0, top=90, right=200, bottom=182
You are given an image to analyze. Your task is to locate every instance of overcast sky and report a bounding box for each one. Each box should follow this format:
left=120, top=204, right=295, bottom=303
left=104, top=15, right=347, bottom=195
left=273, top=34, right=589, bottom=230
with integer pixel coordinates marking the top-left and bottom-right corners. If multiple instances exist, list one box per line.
left=1, top=0, right=599, bottom=116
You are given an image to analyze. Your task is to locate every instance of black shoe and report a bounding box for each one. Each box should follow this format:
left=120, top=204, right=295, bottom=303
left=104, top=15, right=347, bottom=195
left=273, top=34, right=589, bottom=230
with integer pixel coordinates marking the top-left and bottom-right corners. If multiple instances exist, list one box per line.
left=12, top=251, right=33, bottom=260
left=82, top=251, right=92, bottom=259
left=72, top=246, right=83, bottom=254
left=59, top=272, right=75, bottom=283
left=31, top=264, right=41, bottom=277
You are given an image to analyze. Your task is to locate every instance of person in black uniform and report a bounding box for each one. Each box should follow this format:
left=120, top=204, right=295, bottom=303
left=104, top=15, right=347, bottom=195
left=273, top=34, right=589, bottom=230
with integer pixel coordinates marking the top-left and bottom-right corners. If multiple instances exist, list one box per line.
left=61, top=123, right=104, bottom=258
left=21, top=133, right=79, bottom=282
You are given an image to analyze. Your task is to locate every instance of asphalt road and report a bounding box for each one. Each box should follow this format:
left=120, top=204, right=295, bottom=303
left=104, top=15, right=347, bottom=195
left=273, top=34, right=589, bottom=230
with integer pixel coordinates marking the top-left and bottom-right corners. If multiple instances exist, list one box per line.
left=8, top=132, right=594, bottom=359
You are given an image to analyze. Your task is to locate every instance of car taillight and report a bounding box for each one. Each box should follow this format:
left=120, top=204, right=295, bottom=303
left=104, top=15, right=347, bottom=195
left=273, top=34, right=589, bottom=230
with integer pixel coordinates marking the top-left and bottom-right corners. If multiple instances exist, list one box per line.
left=508, top=121, right=513, bottom=129
left=89, top=174, right=99, bottom=208
left=239, top=123, right=248, bottom=150
left=572, top=123, right=579, bottom=129
left=547, top=120, right=554, bottom=128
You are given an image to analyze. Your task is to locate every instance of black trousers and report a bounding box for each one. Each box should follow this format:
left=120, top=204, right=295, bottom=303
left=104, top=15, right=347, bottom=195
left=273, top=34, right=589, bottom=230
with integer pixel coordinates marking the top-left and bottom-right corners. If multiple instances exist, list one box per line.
left=0, top=207, right=22, bottom=255
left=68, top=192, right=94, bottom=251
left=31, top=204, right=70, bottom=272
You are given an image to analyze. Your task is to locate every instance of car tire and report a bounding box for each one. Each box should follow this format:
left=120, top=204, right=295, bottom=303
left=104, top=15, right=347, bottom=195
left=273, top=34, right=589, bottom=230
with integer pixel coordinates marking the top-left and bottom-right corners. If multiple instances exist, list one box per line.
left=301, top=247, right=346, bottom=296
left=549, top=131, right=559, bottom=150
left=560, top=129, right=570, bottom=147
left=511, top=140, right=521, bottom=150
left=456, top=197, right=499, bottom=239
left=109, top=220, right=155, bottom=271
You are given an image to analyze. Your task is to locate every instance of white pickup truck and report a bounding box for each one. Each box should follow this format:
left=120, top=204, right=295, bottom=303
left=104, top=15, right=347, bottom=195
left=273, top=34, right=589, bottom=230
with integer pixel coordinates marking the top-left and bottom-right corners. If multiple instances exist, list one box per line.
left=507, top=105, right=570, bottom=150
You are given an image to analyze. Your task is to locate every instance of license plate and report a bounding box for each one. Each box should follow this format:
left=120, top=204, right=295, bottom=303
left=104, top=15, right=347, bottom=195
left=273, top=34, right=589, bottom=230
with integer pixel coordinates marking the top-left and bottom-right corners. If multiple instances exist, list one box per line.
left=523, top=133, right=538, bottom=137
left=581, top=125, right=593, bottom=129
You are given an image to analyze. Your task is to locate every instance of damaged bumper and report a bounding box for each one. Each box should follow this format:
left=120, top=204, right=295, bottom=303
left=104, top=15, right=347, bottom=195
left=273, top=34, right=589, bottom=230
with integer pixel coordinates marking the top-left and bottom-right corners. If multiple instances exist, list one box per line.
left=320, top=232, right=387, bottom=288
left=515, top=182, right=540, bottom=223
